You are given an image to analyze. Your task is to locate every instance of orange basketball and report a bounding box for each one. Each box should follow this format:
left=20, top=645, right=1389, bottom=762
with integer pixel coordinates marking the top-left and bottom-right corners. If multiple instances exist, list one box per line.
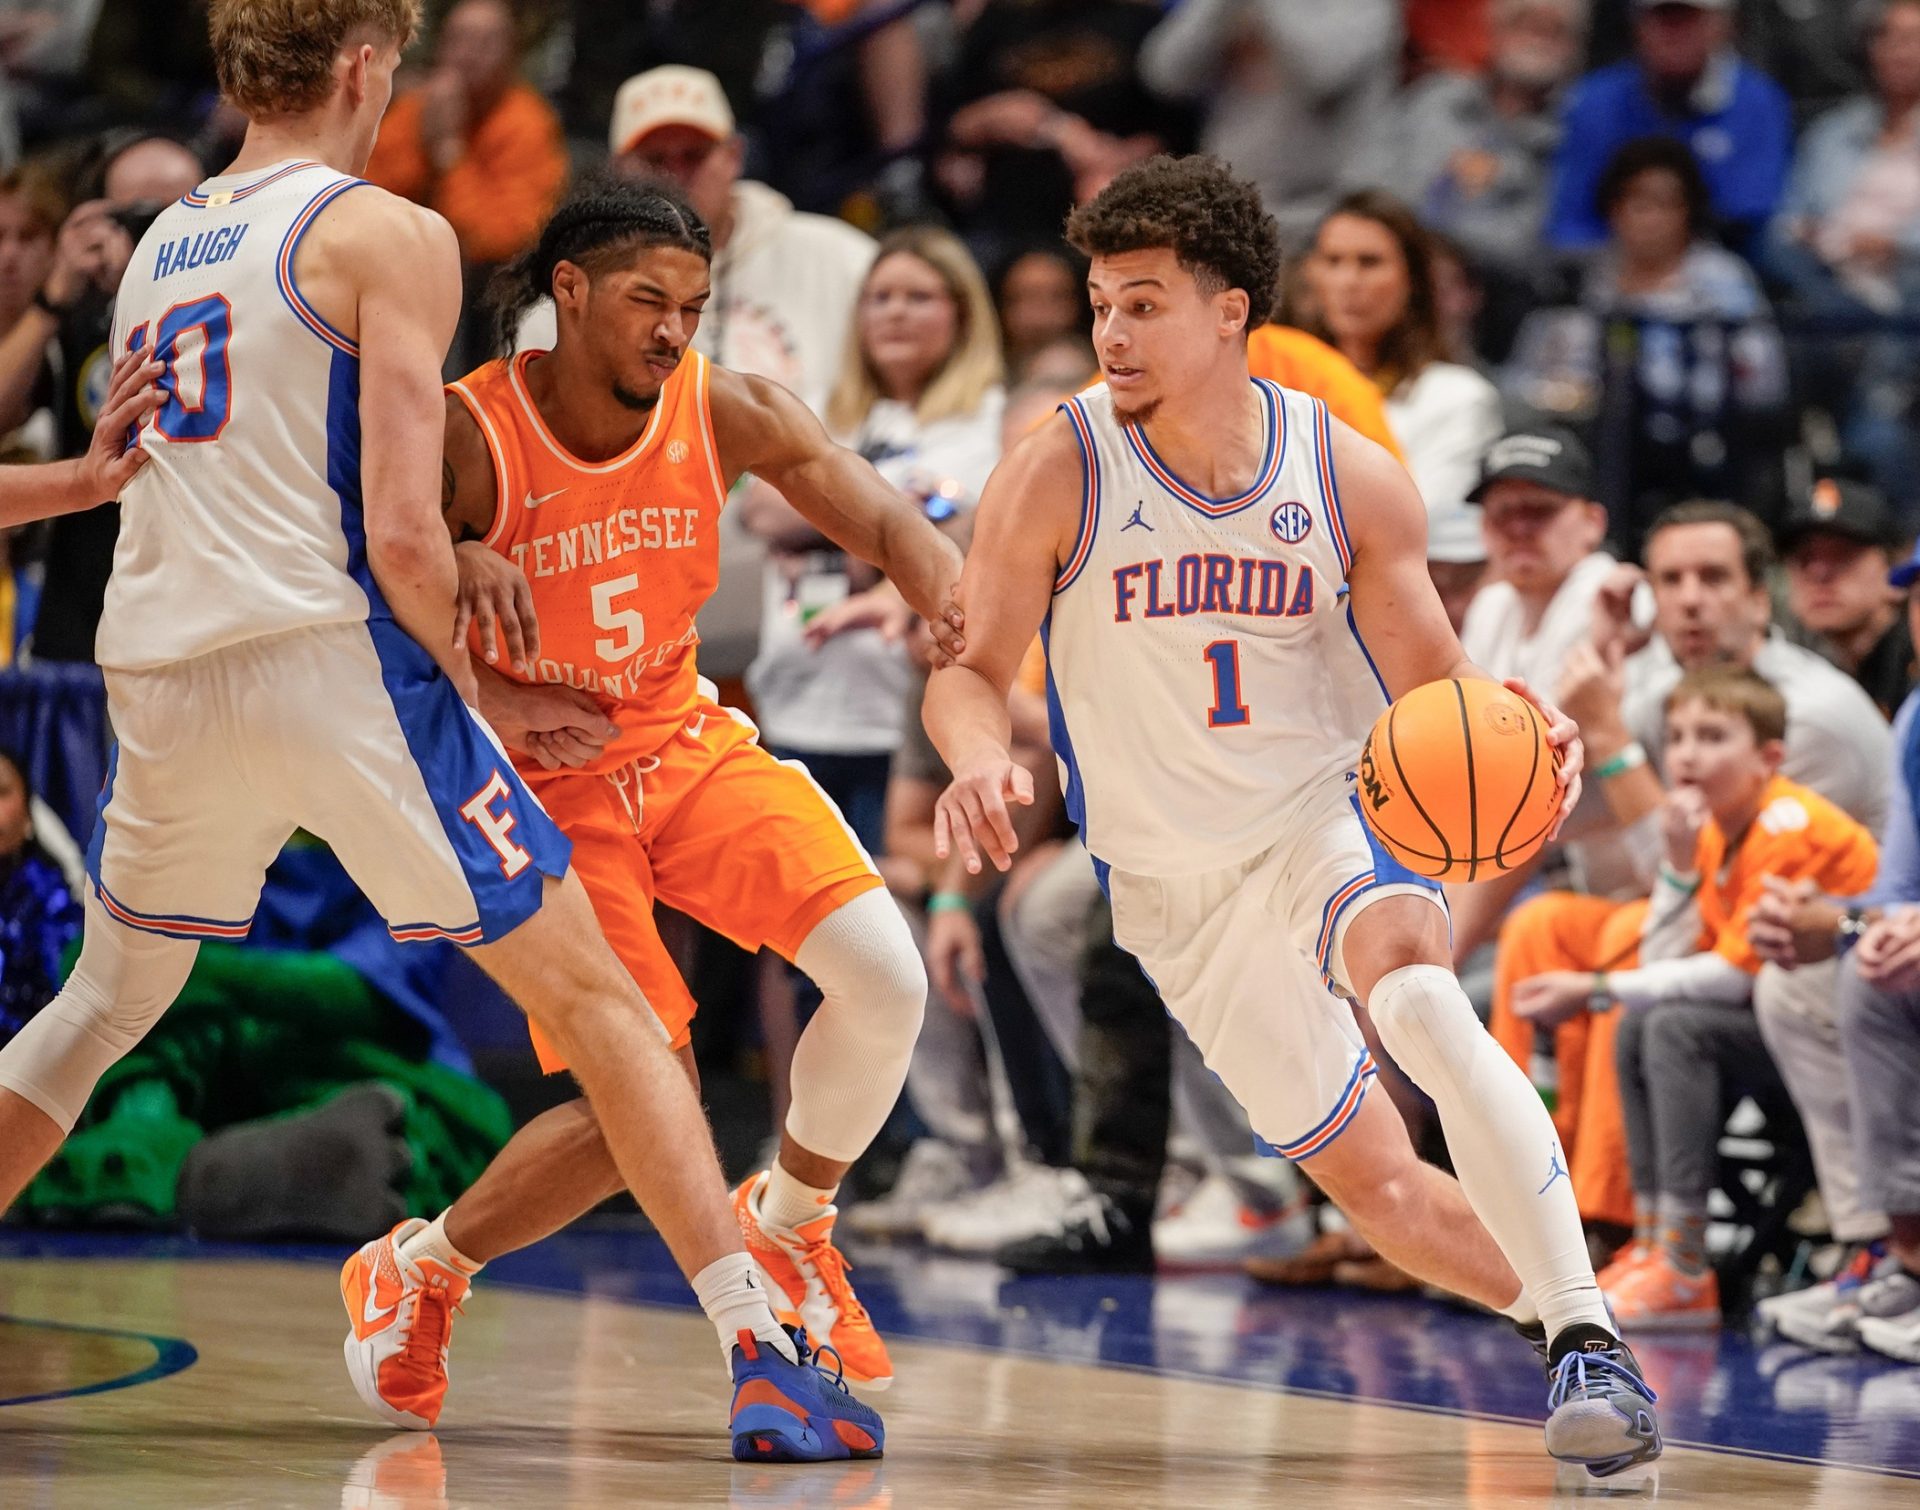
left=1356, top=679, right=1562, bottom=883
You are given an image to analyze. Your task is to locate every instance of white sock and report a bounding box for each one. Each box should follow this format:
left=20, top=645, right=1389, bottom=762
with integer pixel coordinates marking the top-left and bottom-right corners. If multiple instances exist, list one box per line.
left=1498, top=1288, right=1541, bottom=1327
left=399, top=1210, right=483, bottom=1276
left=693, top=1251, right=796, bottom=1366
left=1368, top=964, right=1613, bottom=1344
left=759, top=1163, right=837, bottom=1234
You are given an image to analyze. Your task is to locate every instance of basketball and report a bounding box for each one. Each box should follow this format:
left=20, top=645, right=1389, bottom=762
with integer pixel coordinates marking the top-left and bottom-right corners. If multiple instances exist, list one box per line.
left=1356, top=679, right=1562, bottom=883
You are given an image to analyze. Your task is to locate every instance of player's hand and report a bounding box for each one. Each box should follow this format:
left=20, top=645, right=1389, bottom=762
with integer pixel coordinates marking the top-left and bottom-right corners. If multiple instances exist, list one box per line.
left=478, top=672, right=617, bottom=770
left=1504, top=676, right=1582, bottom=839
left=926, top=904, right=984, bottom=1016
left=934, top=755, right=1034, bottom=874
left=78, top=349, right=162, bottom=498
left=453, top=542, right=540, bottom=675
left=1660, top=784, right=1710, bottom=873
left=1511, top=970, right=1593, bottom=1028
left=1855, top=905, right=1920, bottom=991
left=1749, top=875, right=1840, bottom=970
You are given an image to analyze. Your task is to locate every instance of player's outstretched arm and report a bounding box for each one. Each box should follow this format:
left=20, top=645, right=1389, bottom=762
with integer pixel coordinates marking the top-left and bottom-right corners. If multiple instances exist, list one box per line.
left=318, top=191, right=473, bottom=701
left=924, top=414, right=1079, bottom=874
left=1336, top=417, right=1584, bottom=830
left=0, top=348, right=160, bottom=526
left=709, top=366, right=966, bottom=657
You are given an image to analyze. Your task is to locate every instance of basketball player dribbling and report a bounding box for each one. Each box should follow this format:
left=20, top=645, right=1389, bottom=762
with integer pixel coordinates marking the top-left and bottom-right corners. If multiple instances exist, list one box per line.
left=925, top=156, right=1663, bottom=1480
left=0, top=0, right=879, bottom=1464
left=334, top=175, right=964, bottom=1416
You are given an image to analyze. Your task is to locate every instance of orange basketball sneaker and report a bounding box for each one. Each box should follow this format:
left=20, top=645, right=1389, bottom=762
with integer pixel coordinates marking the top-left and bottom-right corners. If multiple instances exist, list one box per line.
left=1605, top=1247, right=1721, bottom=1331
left=733, top=1172, right=893, bottom=1391
left=341, top=1219, right=474, bottom=1428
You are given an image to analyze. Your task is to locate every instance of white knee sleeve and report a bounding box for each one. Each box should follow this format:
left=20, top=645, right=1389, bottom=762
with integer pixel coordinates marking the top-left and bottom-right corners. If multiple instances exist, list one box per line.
left=785, top=888, right=928, bottom=1163
left=0, top=890, right=197, bottom=1132
left=1369, top=963, right=1611, bottom=1342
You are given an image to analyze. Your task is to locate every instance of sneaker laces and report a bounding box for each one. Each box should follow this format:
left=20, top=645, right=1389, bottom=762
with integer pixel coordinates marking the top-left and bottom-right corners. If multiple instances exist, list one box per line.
left=1549, top=1349, right=1658, bottom=1412
left=399, top=1282, right=460, bottom=1376
left=789, top=1327, right=851, bottom=1395
left=800, top=1235, right=871, bottom=1329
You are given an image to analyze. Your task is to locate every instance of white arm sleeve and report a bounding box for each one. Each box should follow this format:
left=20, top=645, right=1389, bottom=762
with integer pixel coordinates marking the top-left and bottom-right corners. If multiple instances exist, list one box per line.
left=1608, top=952, right=1751, bottom=1010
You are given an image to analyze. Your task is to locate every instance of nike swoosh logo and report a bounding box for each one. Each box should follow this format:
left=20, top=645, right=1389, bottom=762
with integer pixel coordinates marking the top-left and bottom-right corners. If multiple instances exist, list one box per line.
left=524, top=487, right=567, bottom=510
left=363, top=1286, right=398, bottom=1328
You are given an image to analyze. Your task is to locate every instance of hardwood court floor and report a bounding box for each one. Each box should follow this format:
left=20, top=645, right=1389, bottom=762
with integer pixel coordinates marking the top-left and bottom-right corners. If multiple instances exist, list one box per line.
left=2, top=1241, right=1917, bottom=1508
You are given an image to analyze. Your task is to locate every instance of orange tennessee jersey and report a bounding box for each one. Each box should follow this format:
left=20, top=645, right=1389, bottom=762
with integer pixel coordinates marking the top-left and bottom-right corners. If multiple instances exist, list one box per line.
left=449, top=348, right=729, bottom=773
left=1695, top=774, right=1879, bottom=974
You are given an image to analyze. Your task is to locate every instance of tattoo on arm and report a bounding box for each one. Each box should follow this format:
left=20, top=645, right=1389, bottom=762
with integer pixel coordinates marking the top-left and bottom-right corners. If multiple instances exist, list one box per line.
left=442, top=456, right=480, bottom=543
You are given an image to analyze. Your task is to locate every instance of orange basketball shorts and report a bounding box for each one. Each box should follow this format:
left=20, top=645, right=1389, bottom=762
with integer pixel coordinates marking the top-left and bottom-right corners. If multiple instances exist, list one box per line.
left=521, top=701, right=882, bottom=1068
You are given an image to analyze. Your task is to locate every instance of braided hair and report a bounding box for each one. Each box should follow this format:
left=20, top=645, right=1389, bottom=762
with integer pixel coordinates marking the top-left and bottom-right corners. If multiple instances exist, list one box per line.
left=490, top=176, right=712, bottom=353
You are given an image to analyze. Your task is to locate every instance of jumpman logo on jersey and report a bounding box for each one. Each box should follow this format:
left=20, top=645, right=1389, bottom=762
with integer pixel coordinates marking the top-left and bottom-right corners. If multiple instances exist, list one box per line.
left=1122, top=500, right=1154, bottom=532
left=1537, top=1142, right=1569, bottom=1195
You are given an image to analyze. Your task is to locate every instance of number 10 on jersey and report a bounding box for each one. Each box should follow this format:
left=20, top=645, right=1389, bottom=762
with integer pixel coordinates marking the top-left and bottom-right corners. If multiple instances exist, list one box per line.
left=1204, top=639, right=1250, bottom=728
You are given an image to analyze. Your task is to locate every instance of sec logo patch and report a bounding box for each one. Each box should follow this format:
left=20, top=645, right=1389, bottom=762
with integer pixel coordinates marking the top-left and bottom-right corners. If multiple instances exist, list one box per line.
left=1269, top=501, right=1313, bottom=544
left=665, top=439, right=691, bottom=464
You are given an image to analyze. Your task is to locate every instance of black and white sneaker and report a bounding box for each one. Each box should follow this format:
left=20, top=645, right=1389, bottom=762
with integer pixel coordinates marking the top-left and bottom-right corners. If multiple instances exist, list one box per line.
left=994, top=1181, right=1153, bottom=1275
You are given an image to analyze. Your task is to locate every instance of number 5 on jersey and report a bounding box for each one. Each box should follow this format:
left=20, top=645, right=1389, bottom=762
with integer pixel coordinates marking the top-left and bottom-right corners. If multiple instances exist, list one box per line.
left=127, top=295, right=234, bottom=442
left=593, top=573, right=647, bottom=661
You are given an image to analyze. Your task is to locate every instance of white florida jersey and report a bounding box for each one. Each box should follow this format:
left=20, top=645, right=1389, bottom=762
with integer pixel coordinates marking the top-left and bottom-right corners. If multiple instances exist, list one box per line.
left=100, top=159, right=377, bottom=671
left=1041, top=379, right=1390, bottom=877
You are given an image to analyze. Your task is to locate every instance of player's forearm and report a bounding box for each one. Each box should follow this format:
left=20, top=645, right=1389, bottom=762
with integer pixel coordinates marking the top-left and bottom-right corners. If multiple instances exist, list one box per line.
left=0, top=458, right=94, bottom=526
left=923, top=664, right=1015, bottom=773
left=368, top=525, right=467, bottom=686
left=876, top=506, right=965, bottom=626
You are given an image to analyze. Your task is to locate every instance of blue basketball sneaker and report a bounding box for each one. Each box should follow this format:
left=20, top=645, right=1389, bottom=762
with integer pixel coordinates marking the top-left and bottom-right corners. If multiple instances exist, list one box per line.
left=729, top=1326, right=885, bottom=1463
left=1543, top=1340, right=1662, bottom=1478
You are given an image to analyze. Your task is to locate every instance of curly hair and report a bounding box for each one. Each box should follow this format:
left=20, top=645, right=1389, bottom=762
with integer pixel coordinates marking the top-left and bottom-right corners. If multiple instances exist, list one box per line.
left=1595, top=136, right=1711, bottom=239
left=1065, top=155, right=1283, bottom=330
left=210, top=0, right=421, bottom=118
left=489, top=175, right=711, bottom=353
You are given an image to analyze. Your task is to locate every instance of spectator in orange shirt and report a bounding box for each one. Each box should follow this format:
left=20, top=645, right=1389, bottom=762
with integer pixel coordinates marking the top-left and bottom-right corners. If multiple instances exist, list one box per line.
left=1513, top=667, right=1878, bottom=1329
left=364, top=0, right=565, bottom=272
left=1245, top=323, right=1404, bottom=460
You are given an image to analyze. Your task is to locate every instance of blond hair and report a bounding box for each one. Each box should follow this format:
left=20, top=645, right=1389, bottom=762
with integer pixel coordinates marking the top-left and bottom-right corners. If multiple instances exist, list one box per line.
left=1665, top=665, right=1788, bottom=745
left=210, top=0, right=421, bottom=118
left=827, top=226, right=1004, bottom=436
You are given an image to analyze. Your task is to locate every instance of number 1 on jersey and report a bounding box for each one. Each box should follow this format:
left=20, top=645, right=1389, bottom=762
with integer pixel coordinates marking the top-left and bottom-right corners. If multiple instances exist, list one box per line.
left=1204, top=639, right=1250, bottom=728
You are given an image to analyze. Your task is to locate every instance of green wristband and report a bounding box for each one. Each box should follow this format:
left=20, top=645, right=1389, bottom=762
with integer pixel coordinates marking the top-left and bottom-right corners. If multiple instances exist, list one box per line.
left=927, top=891, right=971, bottom=915
left=1593, top=742, right=1647, bottom=781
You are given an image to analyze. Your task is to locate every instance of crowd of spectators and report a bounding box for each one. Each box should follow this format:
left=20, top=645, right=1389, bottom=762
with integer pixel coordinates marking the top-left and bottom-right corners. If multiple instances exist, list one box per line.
left=0, top=0, right=1918, bottom=1367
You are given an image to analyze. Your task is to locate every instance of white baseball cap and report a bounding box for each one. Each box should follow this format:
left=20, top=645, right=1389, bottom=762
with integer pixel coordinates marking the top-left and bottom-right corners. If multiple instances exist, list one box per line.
left=609, top=65, right=736, bottom=157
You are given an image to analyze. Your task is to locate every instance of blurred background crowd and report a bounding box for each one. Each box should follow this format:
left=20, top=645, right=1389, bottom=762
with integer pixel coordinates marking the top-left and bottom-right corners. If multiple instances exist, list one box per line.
left=1, top=0, right=1919, bottom=1365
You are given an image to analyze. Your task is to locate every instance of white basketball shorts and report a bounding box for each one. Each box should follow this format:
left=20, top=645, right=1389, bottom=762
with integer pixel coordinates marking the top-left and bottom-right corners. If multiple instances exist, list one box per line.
left=1102, top=772, right=1446, bottom=1162
left=85, top=620, right=570, bottom=946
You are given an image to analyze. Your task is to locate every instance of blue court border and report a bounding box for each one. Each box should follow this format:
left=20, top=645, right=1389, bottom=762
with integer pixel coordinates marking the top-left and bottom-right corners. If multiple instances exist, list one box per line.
left=0, top=1313, right=198, bottom=1408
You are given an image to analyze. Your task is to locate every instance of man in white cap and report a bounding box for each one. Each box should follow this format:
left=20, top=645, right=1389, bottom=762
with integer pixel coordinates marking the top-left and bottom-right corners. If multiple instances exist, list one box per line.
left=520, top=64, right=873, bottom=416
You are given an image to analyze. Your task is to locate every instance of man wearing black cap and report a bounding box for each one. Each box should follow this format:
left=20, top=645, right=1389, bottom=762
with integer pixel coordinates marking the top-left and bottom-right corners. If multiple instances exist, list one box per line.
left=1783, top=476, right=1914, bottom=718
left=1449, top=426, right=1618, bottom=964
